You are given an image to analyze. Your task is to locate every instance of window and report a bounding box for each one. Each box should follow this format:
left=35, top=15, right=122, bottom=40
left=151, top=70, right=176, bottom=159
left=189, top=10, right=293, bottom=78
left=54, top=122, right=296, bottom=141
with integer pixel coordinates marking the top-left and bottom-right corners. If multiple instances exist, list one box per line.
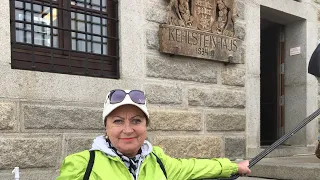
left=10, top=0, right=119, bottom=78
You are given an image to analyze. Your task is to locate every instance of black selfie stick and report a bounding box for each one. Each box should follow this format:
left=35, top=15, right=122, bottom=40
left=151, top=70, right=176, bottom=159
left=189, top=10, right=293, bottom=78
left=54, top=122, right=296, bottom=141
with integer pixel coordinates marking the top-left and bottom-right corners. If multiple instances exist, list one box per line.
left=204, top=107, right=320, bottom=180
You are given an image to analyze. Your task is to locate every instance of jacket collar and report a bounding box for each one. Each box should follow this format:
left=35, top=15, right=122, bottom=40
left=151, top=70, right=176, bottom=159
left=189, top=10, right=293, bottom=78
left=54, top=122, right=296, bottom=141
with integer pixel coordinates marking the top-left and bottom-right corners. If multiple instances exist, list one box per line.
left=90, top=135, right=153, bottom=158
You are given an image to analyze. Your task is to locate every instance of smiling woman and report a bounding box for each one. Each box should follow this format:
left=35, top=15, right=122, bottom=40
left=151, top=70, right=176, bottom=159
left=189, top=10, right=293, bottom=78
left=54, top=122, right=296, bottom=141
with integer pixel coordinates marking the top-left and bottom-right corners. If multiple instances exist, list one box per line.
left=56, top=89, right=251, bottom=180
left=105, top=105, right=148, bottom=158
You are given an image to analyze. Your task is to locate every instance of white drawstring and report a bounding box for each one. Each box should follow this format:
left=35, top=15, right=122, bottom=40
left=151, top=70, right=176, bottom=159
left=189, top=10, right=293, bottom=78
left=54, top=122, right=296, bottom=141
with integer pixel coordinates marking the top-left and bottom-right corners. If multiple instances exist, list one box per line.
left=12, top=167, right=19, bottom=180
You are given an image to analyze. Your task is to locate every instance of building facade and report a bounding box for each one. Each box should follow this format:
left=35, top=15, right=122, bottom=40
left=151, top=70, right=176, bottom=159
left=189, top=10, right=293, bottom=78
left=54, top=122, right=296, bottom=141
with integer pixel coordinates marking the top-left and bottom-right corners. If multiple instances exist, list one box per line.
left=0, top=0, right=319, bottom=179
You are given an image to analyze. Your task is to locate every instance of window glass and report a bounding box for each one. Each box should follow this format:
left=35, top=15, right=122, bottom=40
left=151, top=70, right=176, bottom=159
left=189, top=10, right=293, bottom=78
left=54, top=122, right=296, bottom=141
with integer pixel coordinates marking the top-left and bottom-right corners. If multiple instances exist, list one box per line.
left=71, top=0, right=107, bottom=11
left=71, top=12, right=107, bottom=55
left=14, top=0, right=58, bottom=47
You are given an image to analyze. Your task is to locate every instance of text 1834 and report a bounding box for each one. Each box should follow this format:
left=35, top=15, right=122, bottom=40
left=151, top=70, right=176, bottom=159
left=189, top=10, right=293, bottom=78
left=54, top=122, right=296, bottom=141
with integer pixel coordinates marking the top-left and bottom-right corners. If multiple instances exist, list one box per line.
left=197, top=48, right=214, bottom=56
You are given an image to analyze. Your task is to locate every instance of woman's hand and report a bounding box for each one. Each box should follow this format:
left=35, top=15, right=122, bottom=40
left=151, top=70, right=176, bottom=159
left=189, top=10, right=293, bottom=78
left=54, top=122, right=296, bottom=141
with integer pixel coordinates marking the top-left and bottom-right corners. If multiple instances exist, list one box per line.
left=237, top=160, right=251, bottom=175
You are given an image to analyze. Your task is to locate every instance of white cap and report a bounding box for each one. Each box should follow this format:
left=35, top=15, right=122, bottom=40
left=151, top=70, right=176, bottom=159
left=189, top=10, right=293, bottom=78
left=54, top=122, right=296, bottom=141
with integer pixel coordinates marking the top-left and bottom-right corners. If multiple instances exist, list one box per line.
left=102, top=90, right=149, bottom=125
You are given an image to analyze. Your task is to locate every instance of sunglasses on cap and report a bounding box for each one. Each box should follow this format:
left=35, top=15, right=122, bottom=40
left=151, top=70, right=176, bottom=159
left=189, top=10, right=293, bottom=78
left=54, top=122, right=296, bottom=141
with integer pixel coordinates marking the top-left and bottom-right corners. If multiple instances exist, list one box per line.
left=108, top=89, right=146, bottom=104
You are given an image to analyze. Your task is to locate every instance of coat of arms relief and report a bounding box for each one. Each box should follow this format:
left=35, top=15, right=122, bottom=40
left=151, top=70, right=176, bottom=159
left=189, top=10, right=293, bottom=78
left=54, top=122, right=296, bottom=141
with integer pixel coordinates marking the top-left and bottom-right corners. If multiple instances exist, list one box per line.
left=166, top=0, right=235, bottom=36
left=159, top=0, right=243, bottom=63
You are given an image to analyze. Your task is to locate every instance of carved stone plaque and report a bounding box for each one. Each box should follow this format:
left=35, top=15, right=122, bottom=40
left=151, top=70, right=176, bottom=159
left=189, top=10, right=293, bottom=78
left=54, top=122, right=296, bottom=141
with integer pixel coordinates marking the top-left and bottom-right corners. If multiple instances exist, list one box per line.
left=159, top=0, right=243, bottom=63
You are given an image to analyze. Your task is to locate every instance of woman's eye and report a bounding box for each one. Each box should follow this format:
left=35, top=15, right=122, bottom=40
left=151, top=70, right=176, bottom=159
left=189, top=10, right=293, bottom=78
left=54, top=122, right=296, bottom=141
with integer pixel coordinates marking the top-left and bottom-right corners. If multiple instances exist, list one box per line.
left=113, top=119, right=123, bottom=124
left=132, top=119, right=142, bottom=124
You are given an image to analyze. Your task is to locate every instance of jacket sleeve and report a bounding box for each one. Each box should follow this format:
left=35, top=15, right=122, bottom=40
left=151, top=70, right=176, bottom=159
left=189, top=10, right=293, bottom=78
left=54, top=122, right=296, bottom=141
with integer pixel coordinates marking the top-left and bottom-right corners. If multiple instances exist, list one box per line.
left=153, top=146, right=238, bottom=180
left=56, top=151, right=89, bottom=180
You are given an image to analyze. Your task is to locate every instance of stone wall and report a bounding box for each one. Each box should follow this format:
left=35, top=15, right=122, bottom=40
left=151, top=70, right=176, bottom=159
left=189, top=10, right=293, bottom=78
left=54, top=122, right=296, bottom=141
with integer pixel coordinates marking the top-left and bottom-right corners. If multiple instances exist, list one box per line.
left=0, top=100, right=103, bottom=179
left=0, top=0, right=247, bottom=179
left=2, top=0, right=319, bottom=179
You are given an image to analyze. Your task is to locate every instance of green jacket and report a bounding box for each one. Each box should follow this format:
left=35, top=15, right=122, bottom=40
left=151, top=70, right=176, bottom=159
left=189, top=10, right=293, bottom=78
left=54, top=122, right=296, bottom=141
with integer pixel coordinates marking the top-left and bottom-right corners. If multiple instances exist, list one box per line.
left=56, top=146, right=238, bottom=180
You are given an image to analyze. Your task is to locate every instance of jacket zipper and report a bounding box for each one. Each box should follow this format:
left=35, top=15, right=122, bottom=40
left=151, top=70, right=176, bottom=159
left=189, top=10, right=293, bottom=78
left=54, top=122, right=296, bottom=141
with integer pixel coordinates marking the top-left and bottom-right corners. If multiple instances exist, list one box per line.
left=113, top=156, right=135, bottom=180
left=135, top=156, right=145, bottom=180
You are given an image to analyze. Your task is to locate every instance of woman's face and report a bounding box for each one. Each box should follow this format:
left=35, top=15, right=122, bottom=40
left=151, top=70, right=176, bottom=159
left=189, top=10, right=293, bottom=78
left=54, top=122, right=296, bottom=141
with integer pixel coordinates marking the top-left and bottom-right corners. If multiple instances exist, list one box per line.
left=105, top=105, right=147, bottom=157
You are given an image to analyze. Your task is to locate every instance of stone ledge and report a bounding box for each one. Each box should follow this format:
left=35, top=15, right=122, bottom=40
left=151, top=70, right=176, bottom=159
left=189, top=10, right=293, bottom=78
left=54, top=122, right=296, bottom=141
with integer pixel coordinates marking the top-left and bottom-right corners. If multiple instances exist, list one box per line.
left=250, top=155, right=320, bottom=180
left=248, top=146, right=316, bottom=159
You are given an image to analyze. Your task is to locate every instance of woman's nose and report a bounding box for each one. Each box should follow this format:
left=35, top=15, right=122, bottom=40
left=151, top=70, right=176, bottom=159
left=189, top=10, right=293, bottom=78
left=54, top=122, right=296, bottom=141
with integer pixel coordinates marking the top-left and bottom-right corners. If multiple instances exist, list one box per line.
left=122, top=122, right=134, bottom=133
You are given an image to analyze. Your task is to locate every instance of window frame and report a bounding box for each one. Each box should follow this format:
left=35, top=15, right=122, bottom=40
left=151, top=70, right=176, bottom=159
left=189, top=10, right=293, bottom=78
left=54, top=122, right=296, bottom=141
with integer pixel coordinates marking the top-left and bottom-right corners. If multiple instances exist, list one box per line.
left=10, top=0, right=119, bottom=79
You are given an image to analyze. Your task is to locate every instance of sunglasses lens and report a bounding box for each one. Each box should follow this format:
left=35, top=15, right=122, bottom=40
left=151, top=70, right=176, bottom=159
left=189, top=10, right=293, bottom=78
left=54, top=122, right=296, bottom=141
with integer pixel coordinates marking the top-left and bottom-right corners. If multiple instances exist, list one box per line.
left=109, top=90, right=126, bottom=103
left=129, top=90, right=146, bottom=104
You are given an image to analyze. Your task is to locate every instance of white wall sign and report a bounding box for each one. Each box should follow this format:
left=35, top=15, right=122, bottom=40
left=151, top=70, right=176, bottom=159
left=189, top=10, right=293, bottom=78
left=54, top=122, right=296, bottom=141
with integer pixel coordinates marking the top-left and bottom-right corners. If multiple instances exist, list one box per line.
left=290, top=47, right=301, bottom=56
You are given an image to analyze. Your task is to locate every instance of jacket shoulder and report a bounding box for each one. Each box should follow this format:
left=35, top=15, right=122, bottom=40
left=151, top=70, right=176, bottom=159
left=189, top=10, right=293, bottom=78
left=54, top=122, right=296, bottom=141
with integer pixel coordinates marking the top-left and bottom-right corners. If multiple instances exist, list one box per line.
left=64, top=150, right=90, bottom=163
left=152, top=146, right=165, bottom=156
left=152, top=146, right=169, bottom=162
left=56, top=150, right=90, bottom=180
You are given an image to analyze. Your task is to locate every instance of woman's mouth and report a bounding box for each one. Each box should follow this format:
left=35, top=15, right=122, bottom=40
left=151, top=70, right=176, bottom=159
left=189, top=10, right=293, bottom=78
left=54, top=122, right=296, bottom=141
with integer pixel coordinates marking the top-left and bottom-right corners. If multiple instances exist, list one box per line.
left=121, top=138, right=135, bottom=142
